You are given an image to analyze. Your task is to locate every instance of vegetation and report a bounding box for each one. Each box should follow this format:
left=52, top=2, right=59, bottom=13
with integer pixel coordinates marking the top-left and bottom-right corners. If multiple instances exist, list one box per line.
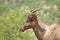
left=0, top=0, right=60, bottom=40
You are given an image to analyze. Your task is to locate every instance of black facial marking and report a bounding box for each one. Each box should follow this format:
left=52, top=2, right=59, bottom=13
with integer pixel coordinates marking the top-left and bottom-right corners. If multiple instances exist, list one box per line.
left=26, top=14, right=34, bottom=22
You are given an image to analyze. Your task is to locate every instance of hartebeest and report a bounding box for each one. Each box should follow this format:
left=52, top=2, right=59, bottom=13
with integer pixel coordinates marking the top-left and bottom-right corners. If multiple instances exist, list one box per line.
left=20, top=8, right=60, bottom=40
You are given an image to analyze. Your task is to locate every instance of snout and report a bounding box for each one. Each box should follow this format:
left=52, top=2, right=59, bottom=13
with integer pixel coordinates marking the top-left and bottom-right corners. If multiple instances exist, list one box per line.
left=19, top=27, right=25, bottom=32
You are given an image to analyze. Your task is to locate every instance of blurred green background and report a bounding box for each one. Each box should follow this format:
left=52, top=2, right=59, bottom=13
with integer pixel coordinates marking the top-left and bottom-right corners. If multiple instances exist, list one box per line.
left=0, top=0, right=60, bottom=40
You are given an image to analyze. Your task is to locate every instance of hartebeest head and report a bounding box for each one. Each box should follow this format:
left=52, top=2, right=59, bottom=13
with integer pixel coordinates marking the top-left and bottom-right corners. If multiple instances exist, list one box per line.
left=20, top=8, right=40, bottom=32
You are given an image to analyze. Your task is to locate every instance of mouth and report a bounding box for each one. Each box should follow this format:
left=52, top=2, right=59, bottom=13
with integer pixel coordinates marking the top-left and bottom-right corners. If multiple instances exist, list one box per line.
left=19, top=29, right=25, bottom=32
left=19, top=27, right=25, bottom=32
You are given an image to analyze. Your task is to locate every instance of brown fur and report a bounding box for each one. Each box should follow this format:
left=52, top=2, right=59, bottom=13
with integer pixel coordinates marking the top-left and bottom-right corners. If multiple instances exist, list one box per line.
left=20, top=8, right=60, bottom=40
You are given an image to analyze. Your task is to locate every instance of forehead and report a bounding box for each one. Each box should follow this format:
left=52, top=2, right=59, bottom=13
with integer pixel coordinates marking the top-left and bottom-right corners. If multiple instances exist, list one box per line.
left=27, top=14, right=33, bottom=18
left=26, top=14, right=34, bottom=21
left=28, top=14, right=35, bottom=17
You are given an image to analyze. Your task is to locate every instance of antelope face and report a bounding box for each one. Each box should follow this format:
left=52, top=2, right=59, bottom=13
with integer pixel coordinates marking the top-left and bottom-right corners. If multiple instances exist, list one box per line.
left=20, top=14, right=36, bottom=32
left=19, top=8, right=40, bottom=32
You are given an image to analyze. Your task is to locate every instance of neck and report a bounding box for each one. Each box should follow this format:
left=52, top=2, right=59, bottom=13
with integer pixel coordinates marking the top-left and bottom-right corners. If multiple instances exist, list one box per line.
left=32, top=20, right=46, bottom=40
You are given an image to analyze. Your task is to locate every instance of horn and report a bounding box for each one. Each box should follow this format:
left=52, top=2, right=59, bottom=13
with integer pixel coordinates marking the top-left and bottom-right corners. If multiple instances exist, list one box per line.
left=30, top=8, right=35, bottom=12
left=31, top=8, right=40, bottom=14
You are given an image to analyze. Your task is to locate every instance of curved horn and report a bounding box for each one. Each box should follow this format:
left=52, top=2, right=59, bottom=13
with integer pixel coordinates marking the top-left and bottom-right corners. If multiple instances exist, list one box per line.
left=31, top=8, right=40, bottom=14
left=30, top=8, right=35, bottom=12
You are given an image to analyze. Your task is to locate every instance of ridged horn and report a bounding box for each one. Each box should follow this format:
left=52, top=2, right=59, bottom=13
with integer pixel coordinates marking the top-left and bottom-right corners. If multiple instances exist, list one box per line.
left=31, top=8, right=40, bottom=14
left=30, top=8, right=35, bottom=12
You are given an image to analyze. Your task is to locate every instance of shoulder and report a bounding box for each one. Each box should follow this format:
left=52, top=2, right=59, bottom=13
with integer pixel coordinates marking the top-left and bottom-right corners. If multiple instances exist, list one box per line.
left=50, top=24, right=60, bottom=30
